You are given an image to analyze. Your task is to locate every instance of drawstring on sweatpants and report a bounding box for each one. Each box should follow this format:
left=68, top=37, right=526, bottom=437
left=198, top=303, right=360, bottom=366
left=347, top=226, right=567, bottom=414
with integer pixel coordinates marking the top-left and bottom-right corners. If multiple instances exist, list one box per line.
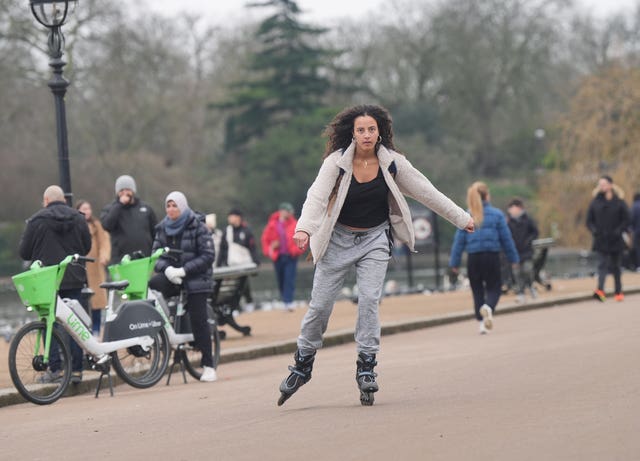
left=352, top=231, right=368, bottom=245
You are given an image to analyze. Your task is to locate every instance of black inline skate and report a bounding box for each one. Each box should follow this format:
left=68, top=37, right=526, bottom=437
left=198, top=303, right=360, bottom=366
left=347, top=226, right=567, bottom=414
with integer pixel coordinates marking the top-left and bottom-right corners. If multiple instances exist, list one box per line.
left=277, top=350, right=316, bottom=406
left=356, top=352, right=378, bottom=406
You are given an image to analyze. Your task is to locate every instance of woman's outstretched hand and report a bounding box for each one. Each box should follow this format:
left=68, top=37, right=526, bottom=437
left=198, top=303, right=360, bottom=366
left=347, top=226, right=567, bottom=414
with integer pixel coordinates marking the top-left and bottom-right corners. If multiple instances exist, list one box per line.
left=293, top=231, right=309, bottom=250
left=464, top=218, right=475, bottom=233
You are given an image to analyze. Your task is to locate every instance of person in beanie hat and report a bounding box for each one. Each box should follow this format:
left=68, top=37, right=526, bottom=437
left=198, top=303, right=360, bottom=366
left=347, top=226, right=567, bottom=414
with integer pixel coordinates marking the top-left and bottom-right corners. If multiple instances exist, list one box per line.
left=261, top=202, right=304, bottom=311
left=100, top=174, right=157, bottom=264
left=148, top=191, right=217, bottom=382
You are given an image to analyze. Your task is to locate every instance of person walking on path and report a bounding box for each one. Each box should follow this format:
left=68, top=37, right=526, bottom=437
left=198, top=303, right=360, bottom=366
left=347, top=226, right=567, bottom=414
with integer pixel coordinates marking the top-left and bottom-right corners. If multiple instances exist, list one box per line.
left=277, top=104, right=474, bottom=407
left=506, top=198, right=539, bottom=303
left=261, top=203, right=304, bottom=311
left=586, top=175, right=630, bottom=302
left=631, top=192, right=640, bottom=271
left=100, top=175, right=157, bottom=264
left=19, top=185, right=91, bottom=383
left=148, top=191, right=218, bottom=382
left=449, top=182, right=519, bottom=335
left=76, top=200, right=111, bottom=337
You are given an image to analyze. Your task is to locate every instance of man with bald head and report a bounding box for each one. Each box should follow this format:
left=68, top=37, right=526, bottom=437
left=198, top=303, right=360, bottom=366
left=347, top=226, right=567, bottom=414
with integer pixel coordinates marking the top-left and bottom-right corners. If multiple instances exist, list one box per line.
left=19, top=185, right=91, bottom=383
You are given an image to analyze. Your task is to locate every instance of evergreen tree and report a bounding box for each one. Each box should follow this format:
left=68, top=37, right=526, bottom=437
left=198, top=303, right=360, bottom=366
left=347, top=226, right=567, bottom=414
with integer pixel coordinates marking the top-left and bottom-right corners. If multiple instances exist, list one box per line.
left=218, top=0, right=336, bottom=155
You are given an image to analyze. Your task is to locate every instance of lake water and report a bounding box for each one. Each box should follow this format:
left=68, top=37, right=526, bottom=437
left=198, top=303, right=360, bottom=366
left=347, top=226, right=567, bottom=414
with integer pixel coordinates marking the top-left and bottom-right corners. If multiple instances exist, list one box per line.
left=0, top=248, right=598, bottom=333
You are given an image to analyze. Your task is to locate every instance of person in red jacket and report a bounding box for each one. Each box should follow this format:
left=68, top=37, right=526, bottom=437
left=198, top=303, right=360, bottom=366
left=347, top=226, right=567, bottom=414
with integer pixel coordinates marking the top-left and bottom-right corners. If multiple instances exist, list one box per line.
left=261, top=202, right=304, bottom=310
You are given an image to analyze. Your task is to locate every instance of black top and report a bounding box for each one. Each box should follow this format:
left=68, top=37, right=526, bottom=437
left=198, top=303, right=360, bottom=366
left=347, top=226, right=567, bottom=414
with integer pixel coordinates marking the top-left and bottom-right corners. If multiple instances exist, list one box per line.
left=338, top=168, right=390, bottom=228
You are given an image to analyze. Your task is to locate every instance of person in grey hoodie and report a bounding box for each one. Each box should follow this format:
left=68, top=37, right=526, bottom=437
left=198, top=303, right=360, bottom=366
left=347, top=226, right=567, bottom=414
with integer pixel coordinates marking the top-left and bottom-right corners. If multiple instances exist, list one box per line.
left=277, top=104, right=474, bottom=407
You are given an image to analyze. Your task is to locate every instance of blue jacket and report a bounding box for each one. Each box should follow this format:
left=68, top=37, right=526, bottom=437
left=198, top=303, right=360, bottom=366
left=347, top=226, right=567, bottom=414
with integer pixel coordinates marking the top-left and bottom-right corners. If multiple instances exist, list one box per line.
left=631, top=198, right=640, bottom=237
left=449, top=202, right=519, bottom=267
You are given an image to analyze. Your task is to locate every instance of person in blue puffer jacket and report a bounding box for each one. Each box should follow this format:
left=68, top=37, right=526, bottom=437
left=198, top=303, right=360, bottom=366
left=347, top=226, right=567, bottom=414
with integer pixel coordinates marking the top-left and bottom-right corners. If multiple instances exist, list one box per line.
left=449, top=182, right=519, bottom=334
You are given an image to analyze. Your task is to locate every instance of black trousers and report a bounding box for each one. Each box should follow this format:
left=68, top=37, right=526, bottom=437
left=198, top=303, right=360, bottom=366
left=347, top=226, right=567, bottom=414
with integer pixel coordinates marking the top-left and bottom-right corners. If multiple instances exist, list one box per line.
left=596, top=251, right=622, bottom=294
left=149, top=274, right=214, bottom=368
left=467, top=252, right=502, bottom=321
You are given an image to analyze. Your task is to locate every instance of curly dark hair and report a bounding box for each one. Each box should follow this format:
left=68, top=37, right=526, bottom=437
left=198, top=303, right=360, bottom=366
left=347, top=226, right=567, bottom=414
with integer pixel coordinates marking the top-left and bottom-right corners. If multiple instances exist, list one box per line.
left=322, top=104, right=397, bottom=158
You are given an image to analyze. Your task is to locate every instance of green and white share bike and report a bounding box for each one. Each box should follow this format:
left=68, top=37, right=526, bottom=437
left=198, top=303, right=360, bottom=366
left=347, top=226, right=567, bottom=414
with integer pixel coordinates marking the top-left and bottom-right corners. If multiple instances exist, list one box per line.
left=108, top=248, right=220, bottom=383
left=9, top=254, right=170, bottom=405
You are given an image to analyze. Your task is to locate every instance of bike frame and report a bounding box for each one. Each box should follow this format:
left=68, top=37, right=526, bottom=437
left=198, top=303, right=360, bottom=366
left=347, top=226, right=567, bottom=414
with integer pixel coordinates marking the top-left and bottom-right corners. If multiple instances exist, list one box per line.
left=146, top=290, right=194, bottom=349
left=55, top=296, right=155, bottom=360
left=20, top=255, right=156, bottom=366
left=109, top=249, right=195, bottom=349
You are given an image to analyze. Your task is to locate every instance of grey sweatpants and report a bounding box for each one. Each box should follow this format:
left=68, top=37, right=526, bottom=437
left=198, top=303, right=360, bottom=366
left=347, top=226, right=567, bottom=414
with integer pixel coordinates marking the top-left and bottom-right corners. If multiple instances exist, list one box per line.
left=297, top=221, right=391, bottom=355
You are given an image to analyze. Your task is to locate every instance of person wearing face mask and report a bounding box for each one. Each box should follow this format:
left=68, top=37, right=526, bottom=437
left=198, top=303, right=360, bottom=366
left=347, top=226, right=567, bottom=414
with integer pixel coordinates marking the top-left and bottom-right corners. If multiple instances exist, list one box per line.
left=276, top=104, right=474, bottom=407
left=148, top=191, right=217, bottom=382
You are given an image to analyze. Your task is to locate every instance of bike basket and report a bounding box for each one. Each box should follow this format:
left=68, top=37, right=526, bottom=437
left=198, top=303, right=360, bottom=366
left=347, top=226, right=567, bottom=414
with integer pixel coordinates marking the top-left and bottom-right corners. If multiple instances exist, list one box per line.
left=12, top=264, right=59, bottom=307
left=108, top=257, right=152, bottom=296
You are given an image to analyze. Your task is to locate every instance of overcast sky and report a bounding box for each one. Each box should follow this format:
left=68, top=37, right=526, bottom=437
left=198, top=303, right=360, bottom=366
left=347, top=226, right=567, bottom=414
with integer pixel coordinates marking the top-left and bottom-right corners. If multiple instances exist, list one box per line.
left=135, top=0, right=639, bottom=25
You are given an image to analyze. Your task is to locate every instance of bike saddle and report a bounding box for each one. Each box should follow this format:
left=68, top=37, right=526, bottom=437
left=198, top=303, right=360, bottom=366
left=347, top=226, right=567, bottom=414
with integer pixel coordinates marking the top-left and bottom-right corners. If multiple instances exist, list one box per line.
left=100, top=280, right=130, bottom=290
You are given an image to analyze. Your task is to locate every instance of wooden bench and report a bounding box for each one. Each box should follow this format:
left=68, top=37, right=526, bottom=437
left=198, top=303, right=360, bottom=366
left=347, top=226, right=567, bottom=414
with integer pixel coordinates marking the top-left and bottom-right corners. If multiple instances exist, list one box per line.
left=209, top=262, right=258, bottom=338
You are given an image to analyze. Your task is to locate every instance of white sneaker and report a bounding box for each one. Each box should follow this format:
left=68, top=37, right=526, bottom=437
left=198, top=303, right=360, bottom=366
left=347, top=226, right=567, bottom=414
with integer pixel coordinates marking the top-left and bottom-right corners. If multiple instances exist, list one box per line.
left=479, top=304, right=493, bottom=330
left=530, top=286, right=538, bottom=299
left=515, top=294, right=526, bottom=304
left=200, top=366, right=218, bottom=382
left=478, top=321, right=488, bottom=335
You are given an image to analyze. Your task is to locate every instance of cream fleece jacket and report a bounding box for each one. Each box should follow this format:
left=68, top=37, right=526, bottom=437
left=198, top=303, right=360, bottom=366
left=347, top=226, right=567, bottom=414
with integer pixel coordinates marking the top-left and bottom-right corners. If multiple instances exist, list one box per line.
left=296, top=142, right=471, bottom=263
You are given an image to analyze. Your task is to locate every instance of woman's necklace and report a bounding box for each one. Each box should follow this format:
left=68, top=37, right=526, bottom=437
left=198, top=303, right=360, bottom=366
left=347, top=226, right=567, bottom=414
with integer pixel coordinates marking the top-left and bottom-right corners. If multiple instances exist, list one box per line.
left=360, top=157, right=375, bottom=168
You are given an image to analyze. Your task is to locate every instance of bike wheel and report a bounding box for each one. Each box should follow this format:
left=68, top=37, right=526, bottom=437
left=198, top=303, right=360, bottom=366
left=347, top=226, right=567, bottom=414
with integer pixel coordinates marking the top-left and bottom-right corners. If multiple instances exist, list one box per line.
left=182, top=306, right=221, bottom=379
left=111, top=328, right=170, bottom=389
left=9, top=321, right=71, bottom=405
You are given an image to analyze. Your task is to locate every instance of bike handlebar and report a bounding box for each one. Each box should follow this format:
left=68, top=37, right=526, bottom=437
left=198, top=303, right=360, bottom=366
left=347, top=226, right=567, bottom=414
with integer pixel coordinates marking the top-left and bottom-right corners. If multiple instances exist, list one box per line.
left=73, top=254, right=95, bottom=263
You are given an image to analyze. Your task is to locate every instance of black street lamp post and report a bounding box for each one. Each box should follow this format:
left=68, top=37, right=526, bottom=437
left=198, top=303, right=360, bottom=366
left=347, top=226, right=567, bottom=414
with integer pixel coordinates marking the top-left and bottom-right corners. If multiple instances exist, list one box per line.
left=30, top=0, right=78, bottom=205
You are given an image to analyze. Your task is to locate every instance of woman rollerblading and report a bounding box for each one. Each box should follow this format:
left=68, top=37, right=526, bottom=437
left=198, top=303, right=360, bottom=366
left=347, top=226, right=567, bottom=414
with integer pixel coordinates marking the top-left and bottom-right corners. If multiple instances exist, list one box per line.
left=276, top=105, right=473, bottom=407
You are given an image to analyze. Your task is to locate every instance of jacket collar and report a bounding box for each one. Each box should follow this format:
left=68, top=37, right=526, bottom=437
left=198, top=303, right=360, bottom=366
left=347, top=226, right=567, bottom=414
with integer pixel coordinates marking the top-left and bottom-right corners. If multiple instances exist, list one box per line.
left=335, top=142, right=394, bottom=172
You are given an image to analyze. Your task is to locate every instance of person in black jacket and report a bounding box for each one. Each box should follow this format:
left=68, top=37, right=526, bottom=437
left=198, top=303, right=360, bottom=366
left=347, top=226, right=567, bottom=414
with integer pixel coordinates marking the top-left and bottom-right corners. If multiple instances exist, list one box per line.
left=100, top=175, right=157, bottom=264
left=217, top=208, right=260, bottom=310
left=631, top=192, right=640, bottom=271
left=217, top=208, right=260, bottom=267
left=19, top=185, right=92, bottom=383
left=507, top=198, right=539, bottom=303
left=586, top=175, right=630, bottom=302
left=148, top=191, right=217, bottom=382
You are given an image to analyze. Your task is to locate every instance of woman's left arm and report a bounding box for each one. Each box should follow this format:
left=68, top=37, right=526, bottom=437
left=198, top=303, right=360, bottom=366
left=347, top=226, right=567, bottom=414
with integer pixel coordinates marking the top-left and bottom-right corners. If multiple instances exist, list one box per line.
left=183, top=223, right=216, bottom=275
left=498, top=214, right=520, bottom=264
left=394, top=156, right=471, bottom=229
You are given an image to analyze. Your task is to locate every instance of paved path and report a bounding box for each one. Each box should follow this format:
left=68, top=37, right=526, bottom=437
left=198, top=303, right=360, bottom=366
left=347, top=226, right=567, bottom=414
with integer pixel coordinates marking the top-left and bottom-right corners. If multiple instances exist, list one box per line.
left=1, top=293, right=638, bottom=460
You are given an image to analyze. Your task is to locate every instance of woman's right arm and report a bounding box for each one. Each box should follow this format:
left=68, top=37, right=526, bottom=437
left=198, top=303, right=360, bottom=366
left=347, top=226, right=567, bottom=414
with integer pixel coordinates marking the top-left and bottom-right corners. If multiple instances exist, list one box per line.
left=295, top=153, right=341, bottom=237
